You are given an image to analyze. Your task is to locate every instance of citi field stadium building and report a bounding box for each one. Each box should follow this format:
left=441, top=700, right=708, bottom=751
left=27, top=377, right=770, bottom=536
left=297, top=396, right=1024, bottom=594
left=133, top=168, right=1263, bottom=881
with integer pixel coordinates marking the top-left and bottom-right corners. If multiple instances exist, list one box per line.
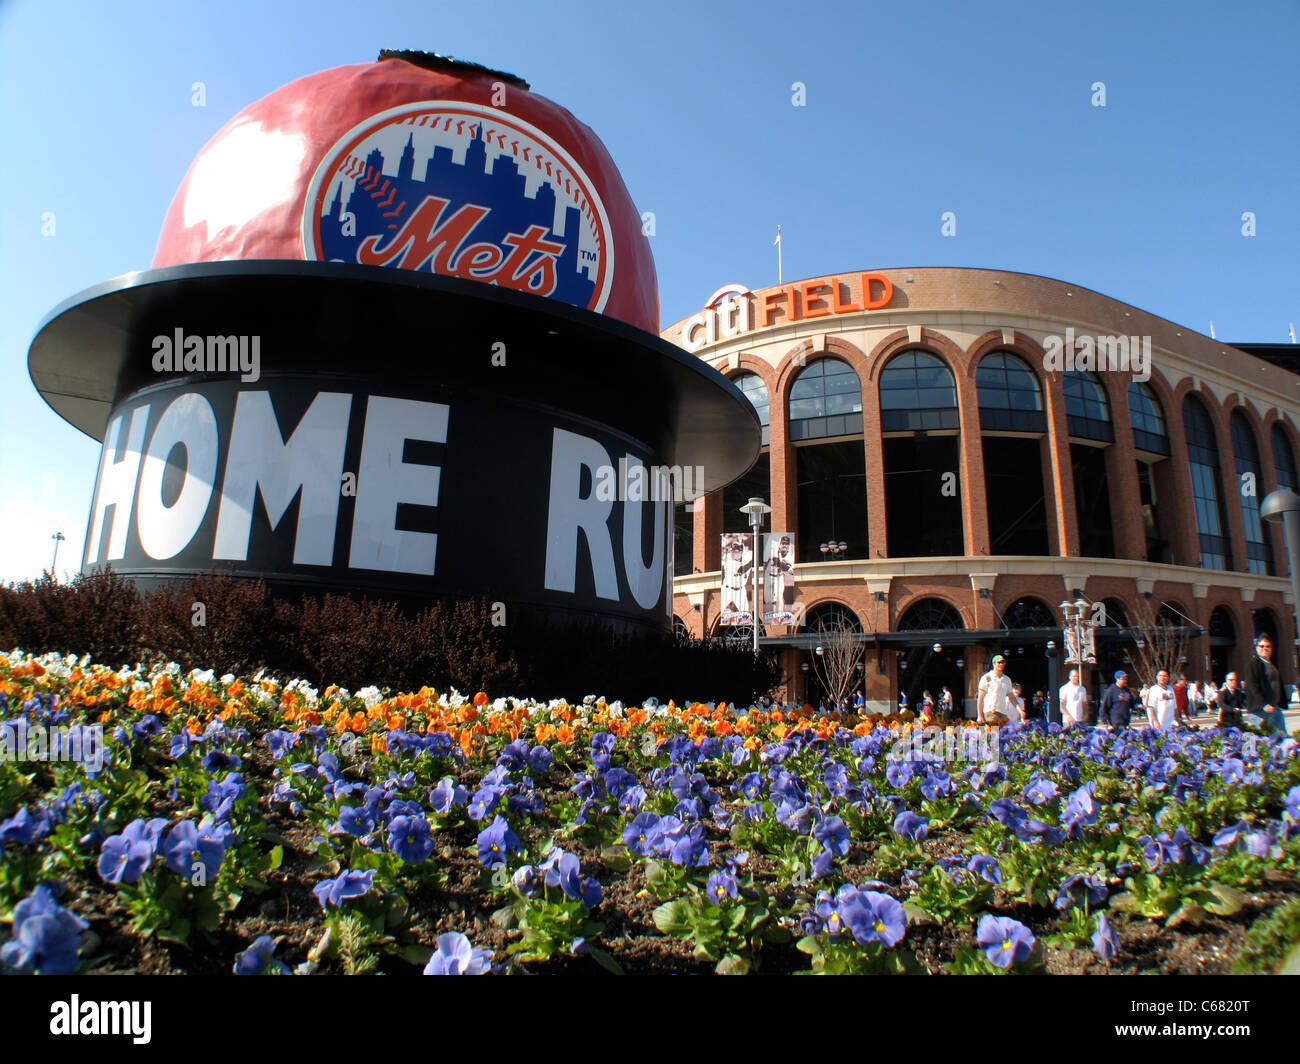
left=665, top=267, right=1300, bottom=713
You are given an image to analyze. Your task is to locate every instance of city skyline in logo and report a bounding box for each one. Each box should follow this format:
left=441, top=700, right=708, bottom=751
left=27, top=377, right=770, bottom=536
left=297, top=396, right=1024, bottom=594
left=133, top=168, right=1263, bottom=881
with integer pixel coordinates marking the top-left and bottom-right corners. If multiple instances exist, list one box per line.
left=304, top=104, right=609, bottom=312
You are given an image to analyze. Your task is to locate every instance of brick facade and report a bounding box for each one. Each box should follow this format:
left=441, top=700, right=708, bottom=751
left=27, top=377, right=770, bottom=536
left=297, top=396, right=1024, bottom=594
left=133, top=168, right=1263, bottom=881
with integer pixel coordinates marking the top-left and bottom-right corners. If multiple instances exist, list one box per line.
left=670, top=268, right=1300, bottom=710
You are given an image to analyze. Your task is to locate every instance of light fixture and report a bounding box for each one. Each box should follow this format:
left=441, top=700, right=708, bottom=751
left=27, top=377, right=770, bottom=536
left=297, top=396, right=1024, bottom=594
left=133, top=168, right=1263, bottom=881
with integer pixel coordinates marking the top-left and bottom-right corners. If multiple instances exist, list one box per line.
left=800, top=662, right=809, bottom=672
left=932, top=643, right=942, bottom=653
left=815, top=645, right=824, bottom=656
left=955, top=658, right=964, bottom=668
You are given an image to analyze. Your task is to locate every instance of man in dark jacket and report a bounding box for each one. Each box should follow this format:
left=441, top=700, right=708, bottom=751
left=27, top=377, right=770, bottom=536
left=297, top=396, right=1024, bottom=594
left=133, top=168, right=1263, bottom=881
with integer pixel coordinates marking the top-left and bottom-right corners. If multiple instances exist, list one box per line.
left=1217, top=672, right=1248, bottom=729
left=1246, top=635, right=1289, bottom=735
left=1100, top=670, right=1141, bottom=729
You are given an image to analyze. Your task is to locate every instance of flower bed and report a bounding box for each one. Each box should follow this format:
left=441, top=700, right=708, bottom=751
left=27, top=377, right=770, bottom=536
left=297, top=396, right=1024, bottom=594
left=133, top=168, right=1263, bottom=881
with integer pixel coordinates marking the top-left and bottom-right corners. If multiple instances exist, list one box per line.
left=2, top=649, right=1298, bottom=975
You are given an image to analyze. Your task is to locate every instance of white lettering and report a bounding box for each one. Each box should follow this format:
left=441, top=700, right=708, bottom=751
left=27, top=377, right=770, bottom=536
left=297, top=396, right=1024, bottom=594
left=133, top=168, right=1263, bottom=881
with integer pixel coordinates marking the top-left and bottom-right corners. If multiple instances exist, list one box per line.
left=84, top=407, right=150, bottom=565
left=214, top=391, right=351, bottom=565
left=544, top=428, right=619, bottom=600
left=348, top=396, right=447, bottom=575
left=136, top=394, right=219, bottom=560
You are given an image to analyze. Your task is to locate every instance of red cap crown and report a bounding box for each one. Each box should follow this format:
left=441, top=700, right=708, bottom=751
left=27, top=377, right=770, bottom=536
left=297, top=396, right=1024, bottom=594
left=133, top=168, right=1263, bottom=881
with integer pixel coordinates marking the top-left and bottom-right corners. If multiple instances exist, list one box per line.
left=153, top=53, right=658, bottom=333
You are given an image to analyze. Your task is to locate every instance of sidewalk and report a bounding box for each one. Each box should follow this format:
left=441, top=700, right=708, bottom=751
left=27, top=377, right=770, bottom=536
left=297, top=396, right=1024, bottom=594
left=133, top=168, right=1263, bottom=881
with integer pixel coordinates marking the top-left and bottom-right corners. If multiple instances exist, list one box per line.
left=1184, top=704, right=1300, bottom=734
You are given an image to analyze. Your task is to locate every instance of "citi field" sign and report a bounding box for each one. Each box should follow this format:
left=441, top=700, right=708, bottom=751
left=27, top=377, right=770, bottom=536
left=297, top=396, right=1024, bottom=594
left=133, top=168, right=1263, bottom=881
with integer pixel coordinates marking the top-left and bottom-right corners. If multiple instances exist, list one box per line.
left=679, top=272, right=894, bottom=351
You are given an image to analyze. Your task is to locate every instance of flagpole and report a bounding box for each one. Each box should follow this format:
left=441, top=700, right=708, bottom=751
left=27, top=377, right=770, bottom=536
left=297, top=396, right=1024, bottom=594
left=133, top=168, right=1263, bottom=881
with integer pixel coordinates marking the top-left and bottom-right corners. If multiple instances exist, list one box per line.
left=774, top=225, right=783, bottom=285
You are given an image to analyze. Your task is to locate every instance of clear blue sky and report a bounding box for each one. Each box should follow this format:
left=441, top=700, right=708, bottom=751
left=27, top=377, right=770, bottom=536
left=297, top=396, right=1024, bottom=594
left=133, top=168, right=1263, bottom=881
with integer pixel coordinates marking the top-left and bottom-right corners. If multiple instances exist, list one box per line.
left=1, top=0, right=1297, bottom=582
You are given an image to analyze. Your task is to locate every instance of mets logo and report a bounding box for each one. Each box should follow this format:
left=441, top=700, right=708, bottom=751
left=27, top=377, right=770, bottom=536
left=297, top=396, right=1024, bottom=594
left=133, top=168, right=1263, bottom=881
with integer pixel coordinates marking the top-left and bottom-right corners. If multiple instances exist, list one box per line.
left=303, top=102, right=613, bottom=313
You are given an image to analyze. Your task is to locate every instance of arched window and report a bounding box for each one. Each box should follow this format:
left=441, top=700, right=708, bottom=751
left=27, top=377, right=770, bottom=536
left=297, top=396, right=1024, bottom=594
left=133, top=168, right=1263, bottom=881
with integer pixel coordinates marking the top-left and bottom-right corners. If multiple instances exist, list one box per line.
left=788, top=358, right=863, bottom=442
left=1001, top=597, right=1057, bottom=629
left=977, top=351, right=1045, bottom=433
left=897, top=598, right=965, bottom=632
left=1128, top=382, right=1170, bottom=455
left=802, top=601, right=862, bottom=632
left=1272, top=424, right=1298, bottom=491
left=1064, top=371, right=1114, bottom=442
left=673, top=616, right=691, bottom=642
left=713, top=618, right=764, bottom=647
left=1183, top=397, right=1231, bottom=570
left=1251, top=607, right=1278, bottom=643
left=1100, top=598, right=1129, bottom=629
left=734, top=373, right=770, bottom=447
left=879, top=351, right=958, bottom=432
left=1208, top=606, right=1236, bottom=682
left=1230, top=412, right=1272, bottom=575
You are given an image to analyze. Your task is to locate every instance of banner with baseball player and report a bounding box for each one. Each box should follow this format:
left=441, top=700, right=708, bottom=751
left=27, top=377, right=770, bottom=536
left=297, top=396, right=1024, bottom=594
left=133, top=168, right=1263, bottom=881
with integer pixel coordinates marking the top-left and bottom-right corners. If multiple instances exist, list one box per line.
left=762, top=533, right=797, bottom=624
left=719, top=532, right=755, bottom=625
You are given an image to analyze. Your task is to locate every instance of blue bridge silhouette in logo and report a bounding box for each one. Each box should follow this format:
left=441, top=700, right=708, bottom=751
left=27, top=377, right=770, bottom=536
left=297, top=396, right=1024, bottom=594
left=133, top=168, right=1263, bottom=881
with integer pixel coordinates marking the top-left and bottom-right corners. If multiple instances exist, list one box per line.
left=320, top=121, right=599, bottom=309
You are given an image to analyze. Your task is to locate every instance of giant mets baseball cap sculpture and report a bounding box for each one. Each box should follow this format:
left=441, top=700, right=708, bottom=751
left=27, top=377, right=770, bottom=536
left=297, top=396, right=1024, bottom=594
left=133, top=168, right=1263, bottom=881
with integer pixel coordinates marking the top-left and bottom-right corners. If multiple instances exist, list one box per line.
left=29, top=51, right=759, bottom=634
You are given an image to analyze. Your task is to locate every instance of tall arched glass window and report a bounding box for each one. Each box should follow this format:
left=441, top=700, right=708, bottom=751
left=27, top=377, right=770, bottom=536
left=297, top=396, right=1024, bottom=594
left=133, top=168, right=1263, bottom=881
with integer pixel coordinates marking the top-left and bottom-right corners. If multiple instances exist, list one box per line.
left=1183, top=397, right=1231, bottom=570
left=788, top=358, right=863, bottom=442
left=879, top=351, right=962, bottom=556
left=734, top=373, right=770, bottom=447
left=879, top=351, right=958, bottom=432
left=977, top=352, right=1045, bottom=432
left=1272, top=424, right=1298, bottom=491
left=790, top=358, right=867, bottom=562
left=1128, top=382, right=1170, bottom=455
left=1231, top=412, right=1272, bottom=575
left=1064, top=371, right=1114, bottom=442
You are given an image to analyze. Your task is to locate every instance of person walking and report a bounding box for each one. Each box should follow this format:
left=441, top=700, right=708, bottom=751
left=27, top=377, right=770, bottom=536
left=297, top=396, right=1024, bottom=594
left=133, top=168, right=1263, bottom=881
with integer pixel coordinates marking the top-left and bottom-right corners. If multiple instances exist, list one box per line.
left=1217, top=671, right=1248, bottom=729
left=1009, top=683, right=1027, bottom=721
left=1174, top=674, right=1190, bottom=724
left=1059, top=668, right=1088, bottom=727
left=1029, top=690, right=1047, bottom=720
left=1099, top=670, right=1141, bottom=730
left=1144, top=669, right=1178, bottom=730
left=1246, top=634, right=1290, bottom=736
left=939, top=686, right=954, bottom=722
left=977, top=654, right=1016, bottom=724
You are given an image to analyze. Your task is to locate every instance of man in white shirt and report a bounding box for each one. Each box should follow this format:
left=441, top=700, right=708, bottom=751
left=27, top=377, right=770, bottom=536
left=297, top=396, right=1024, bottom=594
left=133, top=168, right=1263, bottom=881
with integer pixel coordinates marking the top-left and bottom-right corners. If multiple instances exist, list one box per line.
left=978, top=654, right=1017, bottom=724
left=1059, top=668, right=1088, bottom=726
left=1144, top=669, right=1178, bottom=730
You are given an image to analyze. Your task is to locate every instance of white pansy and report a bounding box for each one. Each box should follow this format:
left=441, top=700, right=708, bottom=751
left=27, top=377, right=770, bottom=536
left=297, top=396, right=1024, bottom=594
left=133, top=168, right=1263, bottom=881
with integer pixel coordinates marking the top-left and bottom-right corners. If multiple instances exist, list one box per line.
left=355, top=686, right=383, bottom=708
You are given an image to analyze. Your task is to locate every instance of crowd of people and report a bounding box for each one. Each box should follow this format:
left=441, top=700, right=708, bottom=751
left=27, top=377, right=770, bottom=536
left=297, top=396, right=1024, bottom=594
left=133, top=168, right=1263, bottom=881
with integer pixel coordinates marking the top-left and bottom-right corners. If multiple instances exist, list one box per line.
left=970, top=635, right=1292, bottom=735
left=808, top=634, right=1294, bottom=737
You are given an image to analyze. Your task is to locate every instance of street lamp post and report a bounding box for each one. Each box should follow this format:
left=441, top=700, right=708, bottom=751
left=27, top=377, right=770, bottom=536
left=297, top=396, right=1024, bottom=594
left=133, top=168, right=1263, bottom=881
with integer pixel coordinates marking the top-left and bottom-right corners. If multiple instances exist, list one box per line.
left=1059, top=597, right=1092, bottom=723
left=50, top=532, right=65, bottom=574
left=1262, top=489, right=1300, bottom=669
left=739, top=497, right=772, bottom=656
left=1045, top=640, right=1059, bottom=725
